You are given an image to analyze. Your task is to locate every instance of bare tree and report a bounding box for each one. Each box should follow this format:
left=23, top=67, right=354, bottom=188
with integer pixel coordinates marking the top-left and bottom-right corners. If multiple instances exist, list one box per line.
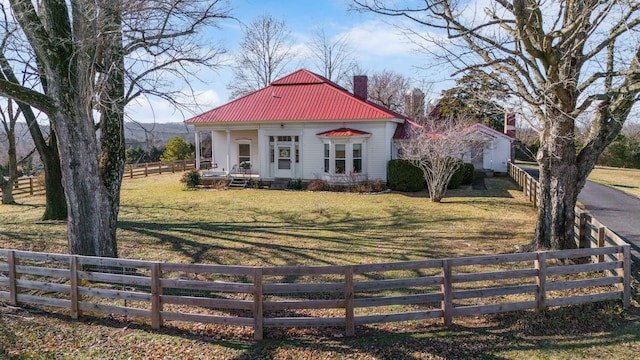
left=0, top=99, right=18, bottom=204
left=399, top=116, right=477, bottom=202
left=308, top=28, right=356, bottom=84
left=368, top=70, right=413, bottom=113
left=227, top=14, right=294, bottom=99
left=355, top=0, right=640, bottom=250
left=0, top=0, right=229, bottom=256
left=0, top=4, right=67, bottom=219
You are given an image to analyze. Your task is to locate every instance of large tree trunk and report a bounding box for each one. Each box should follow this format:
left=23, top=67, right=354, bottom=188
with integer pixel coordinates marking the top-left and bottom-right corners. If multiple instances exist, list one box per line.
left=533, top=131, right=579, bottom=249
left=0, top=52, right=68, bottom=219
left=40, top=137, right=67, bottom=220
left=1, top=124, right=17, bottom=204
left=53, top=105, right=117, bottom=257
left=97, top=1, right=125, bottom=257
left=39, top=0, right=120, bottom=257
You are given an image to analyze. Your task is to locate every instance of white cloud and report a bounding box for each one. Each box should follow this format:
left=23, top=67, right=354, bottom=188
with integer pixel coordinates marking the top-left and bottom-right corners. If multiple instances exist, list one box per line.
left=126, top=90, right=223, bottom=124
left=339, top=20, right=415, bottom=58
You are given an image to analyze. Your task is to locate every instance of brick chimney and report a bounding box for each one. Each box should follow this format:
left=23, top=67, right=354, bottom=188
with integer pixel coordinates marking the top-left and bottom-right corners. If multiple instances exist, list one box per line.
left=504, top=112, right=516, bottom=138
left=353, top=75, right=368, bottom=100
left=404, top=88, right=425, bottom=123
left=504, top=112, right=516, bottom=161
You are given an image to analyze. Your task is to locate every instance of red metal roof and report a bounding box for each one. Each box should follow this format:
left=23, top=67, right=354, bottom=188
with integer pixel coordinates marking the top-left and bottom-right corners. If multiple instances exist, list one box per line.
left=317, top=128, right=371, bottom=137
left=393, top=118, right=423, bottom=139
left=185, top=69, right=410, bottom=124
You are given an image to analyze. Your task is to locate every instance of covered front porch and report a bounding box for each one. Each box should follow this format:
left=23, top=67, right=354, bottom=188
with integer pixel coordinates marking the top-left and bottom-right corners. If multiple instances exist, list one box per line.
left=193, top=127, right=303, bottom=179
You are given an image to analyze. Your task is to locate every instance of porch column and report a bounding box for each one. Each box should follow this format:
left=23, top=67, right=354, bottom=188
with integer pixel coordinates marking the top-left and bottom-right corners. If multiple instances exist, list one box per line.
left=211, top=129, right=215, bottom=169
left=290, top=136, right=295, bottom=178
left=195, top=131, right=201, bottom=170
left=226, top=129, right=231, bottom=175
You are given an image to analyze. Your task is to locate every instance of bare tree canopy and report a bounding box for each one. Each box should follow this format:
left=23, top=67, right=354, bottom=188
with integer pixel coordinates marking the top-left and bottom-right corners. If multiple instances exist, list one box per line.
left=308, top=28, right=357, bottom=85
left=122, top=0, right=230, bottom=111
left=227, top=14, right=294, bottom=99
left=368, top=69, right=413, bottom=113
left=355, top=0, right=640, bottom=250
left=0, top=0, right=229, bottom=256
left=399, top=116, right=477, bottom=202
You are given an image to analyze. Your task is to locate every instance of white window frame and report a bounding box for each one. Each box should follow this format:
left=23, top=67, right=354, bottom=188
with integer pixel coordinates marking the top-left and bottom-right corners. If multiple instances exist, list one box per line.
left=321, top=139, right=367, bottom=176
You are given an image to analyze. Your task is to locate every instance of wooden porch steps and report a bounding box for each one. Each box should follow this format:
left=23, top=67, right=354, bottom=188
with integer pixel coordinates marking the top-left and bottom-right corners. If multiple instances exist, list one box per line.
left=228, top=177, right=249, bottom=189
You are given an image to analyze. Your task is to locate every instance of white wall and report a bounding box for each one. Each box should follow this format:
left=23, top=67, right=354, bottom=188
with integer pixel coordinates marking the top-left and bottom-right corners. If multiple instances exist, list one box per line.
left=210, top=129, right=259, bottom=173
left=196, top=120, right=400, bottom=181
left=483, top=136, right=512, bottom=173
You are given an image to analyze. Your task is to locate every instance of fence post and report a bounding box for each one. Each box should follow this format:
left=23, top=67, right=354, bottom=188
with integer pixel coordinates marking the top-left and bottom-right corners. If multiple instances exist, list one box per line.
left=70, top=256, right=81, bottom=319
left=344, top=266, right=355, bottom=337
left=441, top=259, right=453, bottom=327
left=8, top=250, right=18, bottom=306
left=130, top=165, right=134, bottom=179
left=171, top=161, right=175, bottom=173
left=597, top=227, right=606, bottom=263
left=619, top=246, right=631, bottom=309
left=578, top=212, right=587, bottom=248
left=253, top=268, right=264, bottom=340
left=158, top=163, right=162, bottom=175
left=29, top=177, right=34, bottom=196
left=532, top=181, right=538, bottom=208
left=182, top=160, right=186, bottom=171
left=144, top=163, right=148, bottom=177
left=535, top=252, right=547, bottom=312
left=151, top=262, right=163, bottom=329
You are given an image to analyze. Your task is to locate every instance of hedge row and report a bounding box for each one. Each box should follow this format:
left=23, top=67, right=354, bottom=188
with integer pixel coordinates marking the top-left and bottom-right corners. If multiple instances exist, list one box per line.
left=388, top=159, right=474, bottom=192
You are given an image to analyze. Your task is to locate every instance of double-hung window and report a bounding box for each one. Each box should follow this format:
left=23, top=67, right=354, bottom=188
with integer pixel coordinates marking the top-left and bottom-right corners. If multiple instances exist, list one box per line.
left=318, top=128, right=370, bottom=176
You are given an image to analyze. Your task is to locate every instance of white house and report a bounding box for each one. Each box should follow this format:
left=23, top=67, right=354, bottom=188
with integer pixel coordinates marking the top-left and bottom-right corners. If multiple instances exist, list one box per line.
left=461, top=123, right=514, bottom=173
left=186, top=69, right=515, bottom=182
left=186, top=69, right=415, bottom=182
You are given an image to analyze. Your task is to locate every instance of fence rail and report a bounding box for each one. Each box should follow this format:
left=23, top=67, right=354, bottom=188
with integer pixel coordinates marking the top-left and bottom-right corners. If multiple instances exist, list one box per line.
left=0, top=176, right=45, bottom=198
left=508, top=162, right=634, bottom=257
left=124, top=159, right=197, bottom=180
left=0, top=244, right=631, bottom=340
left=0, top=160, right=197, bottom=200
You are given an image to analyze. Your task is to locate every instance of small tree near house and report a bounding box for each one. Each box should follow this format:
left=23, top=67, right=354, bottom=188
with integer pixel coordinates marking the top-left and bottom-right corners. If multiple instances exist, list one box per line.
left=161, top=136, right=194, bottom=162
left=399, top=117, right=479, bottom=202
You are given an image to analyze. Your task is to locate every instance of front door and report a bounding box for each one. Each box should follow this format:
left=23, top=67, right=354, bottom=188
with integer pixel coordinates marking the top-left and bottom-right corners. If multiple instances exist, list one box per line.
left=275, top=145, right=292, bottom=178
left=471, top=144, right=484, bottom=170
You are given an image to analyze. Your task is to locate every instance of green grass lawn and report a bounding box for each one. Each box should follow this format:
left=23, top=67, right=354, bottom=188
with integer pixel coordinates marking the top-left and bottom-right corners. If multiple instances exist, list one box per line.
left=0, top=173, right=536, bottom=265
left=589, top=166, right=640, bottom=198
left=1, top=173, right=639, bottom=359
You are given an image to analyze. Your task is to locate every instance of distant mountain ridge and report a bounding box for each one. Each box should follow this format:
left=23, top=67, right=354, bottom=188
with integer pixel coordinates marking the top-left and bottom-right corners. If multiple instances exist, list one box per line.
left=0, top=122, right=195, bottom=164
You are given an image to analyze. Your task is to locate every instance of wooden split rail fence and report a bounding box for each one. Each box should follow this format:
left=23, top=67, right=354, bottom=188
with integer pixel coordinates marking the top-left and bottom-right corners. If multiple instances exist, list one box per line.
left=508, top=162, right=639, bottom=260
left=124, top=159, right=196, bottom=180
left=0, top=160, right=197, bottom=200
left=0, top=176, right=45, bottom=198
left=0, top=245, right=631, bottom=340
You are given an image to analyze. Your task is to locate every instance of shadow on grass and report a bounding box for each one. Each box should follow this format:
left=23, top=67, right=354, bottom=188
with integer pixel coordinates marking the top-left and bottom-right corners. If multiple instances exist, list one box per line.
left=117, top=201, right=505, bottom=266
left=392, top=177, right=519, bottom=202
left=9, top=301, right=636, bottom=360
left=197, top=302, right=640, bottom=360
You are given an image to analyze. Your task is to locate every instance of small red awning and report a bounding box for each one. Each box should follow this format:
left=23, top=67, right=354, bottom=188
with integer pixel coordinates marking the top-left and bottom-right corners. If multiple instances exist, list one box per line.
left=317, top=128, right=370, bottom=137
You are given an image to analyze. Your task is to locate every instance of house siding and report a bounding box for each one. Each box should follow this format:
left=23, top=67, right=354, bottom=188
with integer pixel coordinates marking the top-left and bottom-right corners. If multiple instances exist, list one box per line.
left=196, top=120, right=400, bottom=181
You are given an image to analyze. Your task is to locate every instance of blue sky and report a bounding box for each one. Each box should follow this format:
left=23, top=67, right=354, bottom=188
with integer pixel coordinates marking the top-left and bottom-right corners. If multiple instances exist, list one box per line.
left=128, top=0, right=453, bottom=124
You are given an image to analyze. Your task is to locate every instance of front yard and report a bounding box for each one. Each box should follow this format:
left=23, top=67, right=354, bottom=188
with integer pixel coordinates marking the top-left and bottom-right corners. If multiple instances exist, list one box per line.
left=0, top=173, right=536, bottom=265
left=1, top=173, right=639, bottom=359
